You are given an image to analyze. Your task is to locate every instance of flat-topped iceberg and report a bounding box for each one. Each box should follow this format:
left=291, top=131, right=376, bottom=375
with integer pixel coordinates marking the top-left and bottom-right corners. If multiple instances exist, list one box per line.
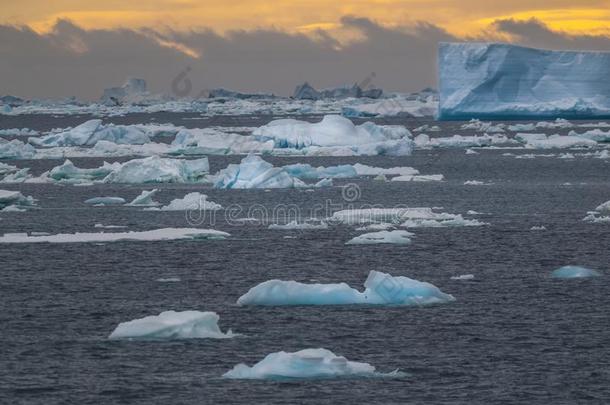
left=109, top=310, right=236, bottom=340
left=268, top=220, right=328, bottom=230
left=346, top=230, right=413, bottom=245
left=0, top=189, right=36, bottom=211
left=237, top=270, right=455, bottom=306
left=45, top=156, right=210, bottom=184
left=439, top=42, right=610, bottom=120
left=223, top=348, right=404, bottom=380
left=0, top=228, right=229, bottom=243
left=330, top=208, right=464, bottom=226
left=551, top=266, right=601, bottom=279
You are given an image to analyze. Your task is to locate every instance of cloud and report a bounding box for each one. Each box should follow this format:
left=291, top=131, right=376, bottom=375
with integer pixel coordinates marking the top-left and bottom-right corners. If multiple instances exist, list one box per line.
left=0, top=17, right=609, bottom=99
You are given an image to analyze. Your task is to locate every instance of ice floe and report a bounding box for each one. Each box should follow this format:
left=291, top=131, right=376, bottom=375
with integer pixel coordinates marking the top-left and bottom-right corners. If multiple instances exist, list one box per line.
left=0, top=228, right=229, bottom=243
left=127, top=189, right=160, bottom=206
left=346, top=230, right=413, bottom=245
left=451, top=274, right=475, bottom=280
left=0, top=139, right=36, bottom=159
left=551, top=266, right=601, bottom=279
left=237, top=270, right=455, bottom=306
left=153, top=192, right=222, bottom=211
left=223, top=348, right=404, bottom=380
left=84, top=197, right=126, bottom=205
left=329, top=208, right=474, bottom=226
left=109, top=310, right=236, bottom=340
left=268, top=220, right=329, bottom=230
left=213, top=154, right=307, bottom=189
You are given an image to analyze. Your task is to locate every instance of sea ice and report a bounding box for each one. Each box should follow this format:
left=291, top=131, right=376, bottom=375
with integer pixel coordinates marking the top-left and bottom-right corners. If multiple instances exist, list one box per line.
left=223, top=348, right=403, bottom=380
left=237, top=270, right=455, bottom=306
left=346, top=230, right=414, bottom=245
left=84, top=197, right=126, bottom=205
left=551, top=266, right=601, bottom=279
left=0, top=228, right=230, bottom=243
left=330, top=208, right=464, bottom=225
left=127, top=189, right=160, bottom=206
left=109, top=311, right=235, bottom=339
left=213, top=154, right=306, bottom=189
left=451, top=274, right=475, bottom=280
left=268, top=220, right=328, bottom=230
left=0, top=139, right=36, bottom=159
left=154, top=192, right=222, bottom=211
left=0, top=189, right=36, bottom=211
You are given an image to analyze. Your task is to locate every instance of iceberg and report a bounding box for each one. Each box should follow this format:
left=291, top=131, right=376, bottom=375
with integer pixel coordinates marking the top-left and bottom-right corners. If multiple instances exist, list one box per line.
left=84, top=196, right=126, bottom=205
left=0, top=139, right=36, bottom=159
left=283, top=163, right=357, bottom=179
left=551, top=266, right=601, bottom=279
left=109, top=311, right=236, bottom=340
left=524, top=135, right=598, bottom=149
left=213, top=154, right=306, bottom=189
left=346, top=230, right=413, bottom=245
left=45, top=156, right=210, bottom=184
left=101, top=78, right=149, bottom=105
left=439, top=42, right=610, bottom=120
left=330, top=208, right=461, bottom=225
left=252, top=115, right=413, bottom=155
left=223, top=348, right=403, bottom=380
left=237, top=270, right=455, bottom=306
left=0, top=228, right=230, bottom=243
left=170, top=128, right=273, bottom=155
left=391, top=174, right=444, bottom=182
left=596, top=200, right=610, bottom=213
left=154, top=192, right=222, bottom=211
left=569, top=129, right=610, bottom=142
left=0, top=189, right=36, bottom=211
left=127, top=189, right=160, bottom=206
left=451, top=274, right=475, bottom=280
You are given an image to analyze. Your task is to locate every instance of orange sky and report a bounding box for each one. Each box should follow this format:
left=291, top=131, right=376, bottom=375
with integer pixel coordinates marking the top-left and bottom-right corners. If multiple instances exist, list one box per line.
left=2, top=0, right=610, bottom=36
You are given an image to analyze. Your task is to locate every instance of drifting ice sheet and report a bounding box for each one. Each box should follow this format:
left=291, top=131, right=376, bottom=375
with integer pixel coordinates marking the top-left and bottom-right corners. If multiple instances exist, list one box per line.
left=0, top=228, right=230, bottom=243
left=109, top=311, right=235, bottom=339
left=551, top=266, right=601, bottom=278
left=237, top=270, right=455, bottom=306
left=223, top=348, right=404, bottom=380
left=439, top=42, right=610, bottom=119
left=346, top=230, right=414, bottom=245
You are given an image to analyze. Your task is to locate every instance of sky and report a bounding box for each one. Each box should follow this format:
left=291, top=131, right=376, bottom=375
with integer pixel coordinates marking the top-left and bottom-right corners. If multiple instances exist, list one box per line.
left=1, top=1, right=610, bottom=99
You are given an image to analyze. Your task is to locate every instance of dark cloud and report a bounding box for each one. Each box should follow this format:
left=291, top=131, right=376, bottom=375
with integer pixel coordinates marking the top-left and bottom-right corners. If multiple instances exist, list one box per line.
left=1, top=17, right=609, bottom=100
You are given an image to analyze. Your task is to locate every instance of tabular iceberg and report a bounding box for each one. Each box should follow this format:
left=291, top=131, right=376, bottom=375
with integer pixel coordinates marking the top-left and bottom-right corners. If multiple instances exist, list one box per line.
left=84, top=196, right=126, bottom=206
left=109, top=311, right=236, bottom=339
left=237, top=270, right=455, bottom=306
left=346, top=230, right=414, bottom=245
left=223, top=348, right=403, bottom=380
left=438, top=42, right=610, bottom=120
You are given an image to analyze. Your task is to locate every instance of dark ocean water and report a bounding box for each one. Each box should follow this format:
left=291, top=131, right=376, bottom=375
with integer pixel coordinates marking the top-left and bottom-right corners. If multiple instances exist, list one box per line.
left=1, top=115, right=609, bottom=404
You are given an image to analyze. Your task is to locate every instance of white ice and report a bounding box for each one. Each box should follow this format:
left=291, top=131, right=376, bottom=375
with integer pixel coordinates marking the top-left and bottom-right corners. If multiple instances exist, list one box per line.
left=551, top=266, right=601, bottom=279
left=268, top=220, right=329, bottom=230
left=84, top=197, right=126, bottom=205
left=237, top=270, right=455, bottom=306
left=0, top=189, right=36, bottom=211
left=346, top=230, right=413, bottom=245
left=153, top=192, right=222, bottom=211
left=109, top=310, right=236, bottom=340
left=127, top=189, right=161, bottom=206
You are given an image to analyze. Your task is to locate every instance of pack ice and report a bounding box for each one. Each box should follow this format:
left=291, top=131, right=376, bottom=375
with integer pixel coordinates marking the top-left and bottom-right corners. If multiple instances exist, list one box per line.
left=438, top=42, right=610, bottom=119
left=223, top=348, right=404, bottom=380
left=109, top=311, right=236, bottom=339
left=237, top=270, right=455, bottom=306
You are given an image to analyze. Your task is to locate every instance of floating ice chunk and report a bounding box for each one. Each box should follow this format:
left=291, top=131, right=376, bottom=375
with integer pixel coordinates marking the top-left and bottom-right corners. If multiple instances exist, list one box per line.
left=330, top=208, right=460, bottom=225
left=514, top=133, right=547, bottom=143
left=252, top=115, right=413, bottom=155
left=94, top=224, right=127, bottom=229
left=439, top=43, right=610, bottom=119
left=346, top=230, right=413, bottom=245
left=170, top=128, right=273, bottom=155
left=391, top=174, right=444, bottom=182
left=48, top=159, right=120, bottom=183
left=283, top=163, right=357, bottom=179
left=127, top=189, right=160, bottom=206
left=0, top=189, right=36, bottom=211
left=465, top=148, right=478, bottom=155
left=451, top=274, right=474, bottom=280
left=551, top=266, right=601, bottom=279
left=314, top=178, right=333, bottom=188
left=595, top=200, right=610, bottom=213
left=268, top=220, right=328, bottom=230
left=400, top=216, right=486, bottom=228
left=536, top=119, right=574, bottom=129
left=84, top=197, right=126, bottom=205
left=464, top=180, right=491, bottom=185
left=428, top=134, right=511, bottom=148
left=30, top=119, right=102, bottom=147
left=104, top=156, right=210, bottom=184
left=569, top=129, right=610, bottom=142
left=525, top=135, right=597, bottom=149
left=237, top=270, right=455, bottom=306
left=0, top=228, right=229, bottom=243
left=0, top=139, right=36, bottom=159
left=223, top=348, right=404, bottom=380
left=460, top=120, right=505, bottom=133
left=0, top=128, right=38, bottom=137
left=156, top=277, right=181, bottom=282
left=530, top=225, right=547, bottom=231
left=109, top=311, right=235, bottom=340
left=342, top=97, right=437, bottom=118
left=508, top=123, right=536, bottom=132
left=355, top=223, right=395, bottom=231
left=154, top=192, right=222, bottom=211
left=583, top=212, right=610, bottom=223
left=213, top=154, right=305, bottom=189
left=352, top=163, right=419, bottom=177
left=413, top=124, right=441, bottom=132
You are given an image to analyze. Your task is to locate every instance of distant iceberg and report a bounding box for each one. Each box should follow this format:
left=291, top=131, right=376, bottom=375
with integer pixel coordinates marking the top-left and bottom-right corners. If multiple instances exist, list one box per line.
left=292, top=82, right=383, bottom=100
left=237, top=270, right=455, bottom=306
left=154, top=192, right=222, bottom=211
left=223, top=348, right=404, bottom=380
left=127, top=189, right=160, bottom=207
left=439, top=43, right=610, bottom=120
left=213, top=154, right=307, bottom=189
left=551, top=266, right=601, bottom=279
left=268, top=220, right=329, bottom=230
left=100, top=78, right=149, bottom=105
left=0, top=228, right=229, bottom=243
left=109, top=311, right=236, bottom=339
left=0, top=139, right=36, bottom=159
left=84, top=196, right=126, bottom=205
